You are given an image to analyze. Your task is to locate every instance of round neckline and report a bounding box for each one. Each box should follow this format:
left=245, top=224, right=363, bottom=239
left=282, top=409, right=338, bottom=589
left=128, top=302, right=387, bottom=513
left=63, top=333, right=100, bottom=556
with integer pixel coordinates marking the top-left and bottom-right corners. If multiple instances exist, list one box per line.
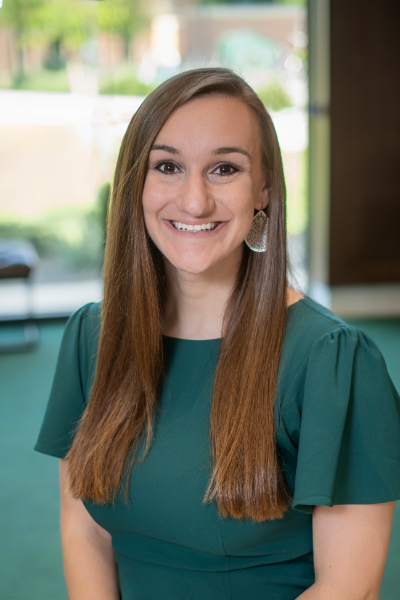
left=162, top=296, right=307, bottom=342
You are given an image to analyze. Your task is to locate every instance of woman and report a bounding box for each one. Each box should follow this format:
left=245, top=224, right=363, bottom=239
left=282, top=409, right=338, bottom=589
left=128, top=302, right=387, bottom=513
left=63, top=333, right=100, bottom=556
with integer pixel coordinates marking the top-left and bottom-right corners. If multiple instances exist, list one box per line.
left=35, top=68, right=400, bottom=600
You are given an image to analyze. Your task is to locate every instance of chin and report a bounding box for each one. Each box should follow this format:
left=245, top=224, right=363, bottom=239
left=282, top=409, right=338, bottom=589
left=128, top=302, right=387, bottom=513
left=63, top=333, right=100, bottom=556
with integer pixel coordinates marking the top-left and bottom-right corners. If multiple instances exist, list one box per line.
left=162, top=249, right=218, bottom=275
left=169, top=259, right=215, bottom=275
left=162, top=243, right=243, bottom=277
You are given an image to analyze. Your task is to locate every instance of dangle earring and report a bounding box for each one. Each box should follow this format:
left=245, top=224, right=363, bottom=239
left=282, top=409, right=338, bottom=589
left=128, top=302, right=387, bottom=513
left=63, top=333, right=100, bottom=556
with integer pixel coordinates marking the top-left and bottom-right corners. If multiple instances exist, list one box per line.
left=245, top=207, right=269, bottom=253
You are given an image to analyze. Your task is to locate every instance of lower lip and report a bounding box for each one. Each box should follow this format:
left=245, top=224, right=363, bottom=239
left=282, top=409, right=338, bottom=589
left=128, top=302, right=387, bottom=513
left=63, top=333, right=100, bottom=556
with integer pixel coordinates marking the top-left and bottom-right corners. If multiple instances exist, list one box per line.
left=164, top=220, right=226, bottom=236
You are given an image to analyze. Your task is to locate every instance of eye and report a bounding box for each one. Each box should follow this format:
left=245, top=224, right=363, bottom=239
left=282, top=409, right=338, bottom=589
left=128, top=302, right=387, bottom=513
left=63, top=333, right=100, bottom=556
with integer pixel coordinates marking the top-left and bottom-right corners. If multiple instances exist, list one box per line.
left=213, top=163, right=238, bottom=176
left=156, top=161, right=180, bottom=174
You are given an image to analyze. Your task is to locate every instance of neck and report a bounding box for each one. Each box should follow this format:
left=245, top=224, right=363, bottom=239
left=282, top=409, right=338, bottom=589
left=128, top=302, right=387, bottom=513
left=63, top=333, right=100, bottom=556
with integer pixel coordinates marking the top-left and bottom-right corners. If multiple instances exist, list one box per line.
left=163, top=248, right=243, bottom=340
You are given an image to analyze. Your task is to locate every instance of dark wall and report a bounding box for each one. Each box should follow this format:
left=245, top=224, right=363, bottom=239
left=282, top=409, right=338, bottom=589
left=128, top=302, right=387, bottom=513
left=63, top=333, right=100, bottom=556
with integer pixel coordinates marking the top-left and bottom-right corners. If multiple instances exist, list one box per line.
left=330, top=0, right=400, bottom=285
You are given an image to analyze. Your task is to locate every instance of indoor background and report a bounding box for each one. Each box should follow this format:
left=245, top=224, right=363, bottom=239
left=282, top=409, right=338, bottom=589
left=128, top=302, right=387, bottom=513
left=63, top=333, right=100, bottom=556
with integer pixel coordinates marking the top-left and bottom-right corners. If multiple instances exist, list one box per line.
left=0, top=0, right=399, bottom=598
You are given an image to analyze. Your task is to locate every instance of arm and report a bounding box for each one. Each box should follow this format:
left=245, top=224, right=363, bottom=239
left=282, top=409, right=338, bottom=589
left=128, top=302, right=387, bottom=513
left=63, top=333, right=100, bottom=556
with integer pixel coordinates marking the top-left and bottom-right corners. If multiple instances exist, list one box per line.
left=296, top=502, right=396, bottom=600
left=59, top=459, right=120, bottom=600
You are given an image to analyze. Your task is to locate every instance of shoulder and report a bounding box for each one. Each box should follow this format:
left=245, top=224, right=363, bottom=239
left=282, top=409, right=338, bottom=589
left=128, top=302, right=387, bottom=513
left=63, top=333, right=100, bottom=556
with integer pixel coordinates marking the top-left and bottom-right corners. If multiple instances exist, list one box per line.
left=279, top=300, right=400, bottom=511
left=283, top=296, right=352, bottom=362
left=34, top=302, right=102, bottom=458
left=279, top=296, right=390, bottom=398
left=277, top=298, right=400, bottom=434
left=66, top=301, right=102, bottom=342
left=287, top=295, right=347, bottom=334
left=73, top=300, right=102, bottom=323
left=60, top=301, right=102, bottom=392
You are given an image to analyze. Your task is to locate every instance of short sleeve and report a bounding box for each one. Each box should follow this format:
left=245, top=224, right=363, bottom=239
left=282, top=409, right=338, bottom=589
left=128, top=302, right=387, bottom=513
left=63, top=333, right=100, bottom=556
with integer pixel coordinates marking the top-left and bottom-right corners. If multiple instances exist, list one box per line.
left=34, top=302, right=99, bottom=459
left=291, top=326, right=400, bottom=514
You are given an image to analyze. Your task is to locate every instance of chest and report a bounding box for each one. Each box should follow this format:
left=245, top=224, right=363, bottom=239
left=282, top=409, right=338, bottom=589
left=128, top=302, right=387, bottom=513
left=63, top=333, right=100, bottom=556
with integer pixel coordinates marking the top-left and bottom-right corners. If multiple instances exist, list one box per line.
left=84, top=338, right=310, bottom=560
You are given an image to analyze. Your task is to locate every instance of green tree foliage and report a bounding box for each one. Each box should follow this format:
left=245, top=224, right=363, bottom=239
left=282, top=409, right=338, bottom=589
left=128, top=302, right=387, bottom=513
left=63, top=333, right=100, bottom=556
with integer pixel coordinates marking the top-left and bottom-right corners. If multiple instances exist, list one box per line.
left=0, top=0, right=97, bottom=50
left=100, top=73, right=155, bottom=96
left=98, top=0, right=147, bottom=42
left=0, top=0, right=44, bottom=33
left=32, top=0, right=97, bottom=52
left=0, top=0, right=46, bottom=78
left=98, top=0, right=149, bottom=59
left=0, top=203, right=105, bottom=275
left=257, top=79, right=293, bottom=112
left=0, top=0, right=97, bottom=81
left=0, top=0, right=148, bottom=79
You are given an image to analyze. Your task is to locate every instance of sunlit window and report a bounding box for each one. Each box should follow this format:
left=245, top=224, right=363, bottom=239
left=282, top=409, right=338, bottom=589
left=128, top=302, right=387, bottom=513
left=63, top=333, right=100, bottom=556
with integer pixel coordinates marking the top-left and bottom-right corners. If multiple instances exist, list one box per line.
left=0, top=0, right=308, bottom=317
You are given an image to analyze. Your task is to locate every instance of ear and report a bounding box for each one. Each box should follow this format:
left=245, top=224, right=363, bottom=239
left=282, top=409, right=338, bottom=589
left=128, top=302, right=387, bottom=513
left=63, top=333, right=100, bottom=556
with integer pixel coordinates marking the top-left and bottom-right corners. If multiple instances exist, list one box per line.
left=255, top=183, right=269, bottom=211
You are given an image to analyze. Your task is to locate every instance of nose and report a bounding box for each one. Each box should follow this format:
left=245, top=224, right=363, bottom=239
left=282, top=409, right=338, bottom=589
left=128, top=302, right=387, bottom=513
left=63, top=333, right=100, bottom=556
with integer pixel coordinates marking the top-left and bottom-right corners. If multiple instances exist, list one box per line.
left=176, top=170, right=215, bottom=217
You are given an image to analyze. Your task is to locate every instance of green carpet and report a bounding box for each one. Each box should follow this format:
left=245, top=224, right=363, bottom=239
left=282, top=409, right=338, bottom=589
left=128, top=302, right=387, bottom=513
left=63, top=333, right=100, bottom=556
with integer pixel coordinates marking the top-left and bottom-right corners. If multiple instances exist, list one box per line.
left=0, top=322, right=68, bottom=600
left=0, top=317, right=399, bottom=599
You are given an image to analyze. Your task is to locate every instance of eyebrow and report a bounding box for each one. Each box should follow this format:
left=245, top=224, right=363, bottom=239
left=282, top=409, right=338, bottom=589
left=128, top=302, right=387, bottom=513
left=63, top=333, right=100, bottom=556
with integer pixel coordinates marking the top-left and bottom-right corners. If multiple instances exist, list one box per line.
left=151, top=144, right=181, bottom=155
left=213, top=146, right=251, bottom=160
left=151, top=144, right=251, bottom=160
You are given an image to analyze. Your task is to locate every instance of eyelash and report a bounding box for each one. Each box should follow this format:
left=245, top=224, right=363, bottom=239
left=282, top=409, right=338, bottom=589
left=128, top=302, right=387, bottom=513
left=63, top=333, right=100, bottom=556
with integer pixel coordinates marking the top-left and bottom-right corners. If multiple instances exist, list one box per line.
left=155, top=162, right=239, bottom=176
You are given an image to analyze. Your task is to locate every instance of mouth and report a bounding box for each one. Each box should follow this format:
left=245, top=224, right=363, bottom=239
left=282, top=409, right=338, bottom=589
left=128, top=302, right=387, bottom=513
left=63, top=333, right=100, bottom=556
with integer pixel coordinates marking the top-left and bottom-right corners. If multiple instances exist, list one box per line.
left=170, top=221, right=220, bottom=232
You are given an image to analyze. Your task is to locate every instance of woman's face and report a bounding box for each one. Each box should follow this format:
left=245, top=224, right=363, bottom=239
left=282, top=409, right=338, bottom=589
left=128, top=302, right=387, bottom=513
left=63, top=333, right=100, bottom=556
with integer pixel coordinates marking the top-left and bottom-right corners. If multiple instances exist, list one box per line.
left=142, top=95, right=268, bottom=276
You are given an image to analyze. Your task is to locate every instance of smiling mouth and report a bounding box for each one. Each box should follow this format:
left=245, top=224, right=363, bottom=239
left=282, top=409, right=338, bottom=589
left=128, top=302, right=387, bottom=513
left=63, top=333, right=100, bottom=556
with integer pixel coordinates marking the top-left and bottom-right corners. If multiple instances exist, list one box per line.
left=171, top=221, right=220, bottom=232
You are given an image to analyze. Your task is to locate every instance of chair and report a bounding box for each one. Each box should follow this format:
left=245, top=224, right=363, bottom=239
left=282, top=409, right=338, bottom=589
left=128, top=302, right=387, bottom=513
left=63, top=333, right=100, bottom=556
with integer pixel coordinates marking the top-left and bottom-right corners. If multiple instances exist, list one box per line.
left=0, top=239, right=40, bottom=353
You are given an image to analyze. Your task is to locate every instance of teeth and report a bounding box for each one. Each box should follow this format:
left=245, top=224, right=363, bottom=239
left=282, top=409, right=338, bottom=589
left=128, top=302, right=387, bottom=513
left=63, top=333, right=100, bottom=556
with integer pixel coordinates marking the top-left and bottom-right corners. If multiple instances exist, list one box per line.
left=172, top=221, right=218, bottom=232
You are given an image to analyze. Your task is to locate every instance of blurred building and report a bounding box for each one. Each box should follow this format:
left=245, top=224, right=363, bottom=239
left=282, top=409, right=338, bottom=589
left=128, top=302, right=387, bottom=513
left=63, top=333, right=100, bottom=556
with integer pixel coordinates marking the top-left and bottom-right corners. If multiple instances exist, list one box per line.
left=177, top=2, right=305, bottom=59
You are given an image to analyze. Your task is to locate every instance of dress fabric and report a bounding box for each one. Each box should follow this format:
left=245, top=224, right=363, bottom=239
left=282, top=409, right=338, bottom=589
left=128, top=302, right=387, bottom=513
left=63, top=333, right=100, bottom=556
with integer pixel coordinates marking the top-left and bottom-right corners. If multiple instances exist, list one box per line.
left=35, top=297, right=400, bottom=600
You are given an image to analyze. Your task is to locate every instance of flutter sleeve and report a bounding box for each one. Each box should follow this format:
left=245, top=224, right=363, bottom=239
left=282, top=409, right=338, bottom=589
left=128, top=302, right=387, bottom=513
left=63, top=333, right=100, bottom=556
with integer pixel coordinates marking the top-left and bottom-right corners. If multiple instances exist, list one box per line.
left=291, top=326, right=400, bottom=514
left=34, top=302, right=98, bottom=459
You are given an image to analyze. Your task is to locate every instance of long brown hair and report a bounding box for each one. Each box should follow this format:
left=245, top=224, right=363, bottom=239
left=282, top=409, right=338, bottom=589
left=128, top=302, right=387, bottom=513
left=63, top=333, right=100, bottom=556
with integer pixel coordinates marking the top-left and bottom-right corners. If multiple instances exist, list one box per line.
left=67, top=68, right=291, bottom=521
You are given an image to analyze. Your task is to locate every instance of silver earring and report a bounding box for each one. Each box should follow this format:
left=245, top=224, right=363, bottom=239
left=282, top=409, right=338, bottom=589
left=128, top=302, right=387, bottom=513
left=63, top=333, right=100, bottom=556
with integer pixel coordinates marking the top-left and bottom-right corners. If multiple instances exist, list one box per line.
left=245, top=210, right=269, bottom=253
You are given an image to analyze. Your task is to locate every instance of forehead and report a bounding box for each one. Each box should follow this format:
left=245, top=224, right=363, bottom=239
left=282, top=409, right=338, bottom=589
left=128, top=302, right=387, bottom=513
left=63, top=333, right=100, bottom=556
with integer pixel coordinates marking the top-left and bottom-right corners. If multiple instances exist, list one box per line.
left=154, top=95, right=261, bottom=155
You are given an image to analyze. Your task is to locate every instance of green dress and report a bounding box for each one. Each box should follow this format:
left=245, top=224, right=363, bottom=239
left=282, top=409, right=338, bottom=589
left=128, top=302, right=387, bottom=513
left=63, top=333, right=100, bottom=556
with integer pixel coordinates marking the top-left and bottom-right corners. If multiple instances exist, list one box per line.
left=35, top=297, right=400, bottom=600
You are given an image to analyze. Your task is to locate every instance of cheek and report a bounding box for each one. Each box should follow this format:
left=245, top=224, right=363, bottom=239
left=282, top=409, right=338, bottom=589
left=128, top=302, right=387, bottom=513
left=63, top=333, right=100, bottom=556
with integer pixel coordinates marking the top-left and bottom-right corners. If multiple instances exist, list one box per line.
left=225, top=186, right=256, bottom=228
left=142, top=178, right=168, bottom=222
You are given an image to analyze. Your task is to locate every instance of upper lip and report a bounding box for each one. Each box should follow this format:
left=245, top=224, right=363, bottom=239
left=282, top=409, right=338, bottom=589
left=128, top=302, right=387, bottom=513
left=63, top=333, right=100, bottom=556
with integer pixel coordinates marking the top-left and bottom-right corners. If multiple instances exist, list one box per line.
left=168, top=219, right=221, bottom=225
